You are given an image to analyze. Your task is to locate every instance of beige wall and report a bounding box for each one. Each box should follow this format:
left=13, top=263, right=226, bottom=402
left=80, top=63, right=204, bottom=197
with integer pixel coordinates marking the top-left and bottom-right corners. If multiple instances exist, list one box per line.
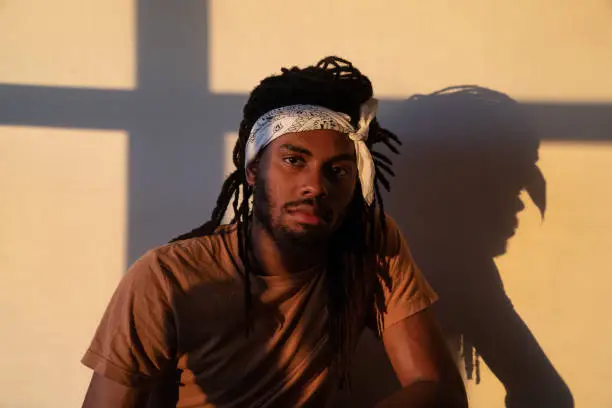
left=210, top=0, right=612, bottom=102
left=1, top=0, right=611, bottom=407
left=0, top=127, right=128, bottom=407
left=470, top=141, right=612, bottom=407
left=0, top=0, right=135, bottom=89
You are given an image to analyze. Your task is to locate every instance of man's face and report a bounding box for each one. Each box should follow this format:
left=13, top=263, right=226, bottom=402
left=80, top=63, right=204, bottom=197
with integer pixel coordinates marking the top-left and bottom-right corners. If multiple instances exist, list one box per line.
left=467, top=175, right=526, bottom=257
left=247, top=129, right=358, bottom=247
left=451, top=164, right=528, bottom=257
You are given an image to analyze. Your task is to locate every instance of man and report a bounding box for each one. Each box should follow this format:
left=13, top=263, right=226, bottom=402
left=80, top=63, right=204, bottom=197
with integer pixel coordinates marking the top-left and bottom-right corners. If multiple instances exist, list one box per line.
left=81, top=57, right=467, bottom=408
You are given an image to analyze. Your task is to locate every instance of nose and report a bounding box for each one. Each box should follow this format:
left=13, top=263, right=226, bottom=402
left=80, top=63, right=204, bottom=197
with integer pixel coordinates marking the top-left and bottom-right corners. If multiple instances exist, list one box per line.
left=300, top=166, right=328, bottom=199
left=515, top=196, right=525, bottom=213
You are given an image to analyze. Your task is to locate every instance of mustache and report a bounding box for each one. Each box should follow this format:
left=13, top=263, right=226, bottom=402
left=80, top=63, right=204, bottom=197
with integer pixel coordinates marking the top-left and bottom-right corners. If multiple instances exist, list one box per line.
left=283, top=198, right=333, bottom=221
left=283, top=197, right=316, bottom=210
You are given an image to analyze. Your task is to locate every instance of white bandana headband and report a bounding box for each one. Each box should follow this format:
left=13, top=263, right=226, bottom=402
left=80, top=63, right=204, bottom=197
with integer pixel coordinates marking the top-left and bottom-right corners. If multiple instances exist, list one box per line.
left=245, top=99, right=378, bottom=205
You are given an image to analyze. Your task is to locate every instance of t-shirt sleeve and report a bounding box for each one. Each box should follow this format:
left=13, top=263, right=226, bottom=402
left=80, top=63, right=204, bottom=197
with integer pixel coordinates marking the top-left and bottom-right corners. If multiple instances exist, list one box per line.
left=81, top=249, right=177, bottom=387
left=376, top=215, right=439, bottom=332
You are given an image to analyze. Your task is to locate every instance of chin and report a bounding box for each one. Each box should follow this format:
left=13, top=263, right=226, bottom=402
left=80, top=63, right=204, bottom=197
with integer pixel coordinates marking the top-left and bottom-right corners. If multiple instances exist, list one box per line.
left=490, top=241, right=510, bottom=258
left=277, top=221, right=328, bottom=240
left=465, top=235, right=508, bottom=258
left=491, top=248, right=508, bottom=258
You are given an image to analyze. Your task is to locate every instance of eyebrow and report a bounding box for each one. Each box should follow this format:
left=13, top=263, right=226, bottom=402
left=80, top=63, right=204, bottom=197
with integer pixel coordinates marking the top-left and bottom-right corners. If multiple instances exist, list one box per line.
left=280, top=144, right=312, bottom=156
left=279, top=144, right=356, bottom=163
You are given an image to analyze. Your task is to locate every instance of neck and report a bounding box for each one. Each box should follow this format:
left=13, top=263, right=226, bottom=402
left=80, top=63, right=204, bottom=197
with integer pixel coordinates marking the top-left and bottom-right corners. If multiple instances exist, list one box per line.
left=250, top=219, right=327, bottom=277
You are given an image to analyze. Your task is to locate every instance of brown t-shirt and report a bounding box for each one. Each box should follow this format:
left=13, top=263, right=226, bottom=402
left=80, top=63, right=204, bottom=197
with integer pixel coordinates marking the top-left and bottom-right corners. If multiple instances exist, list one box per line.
left=82, top=215, right=438, bottom=407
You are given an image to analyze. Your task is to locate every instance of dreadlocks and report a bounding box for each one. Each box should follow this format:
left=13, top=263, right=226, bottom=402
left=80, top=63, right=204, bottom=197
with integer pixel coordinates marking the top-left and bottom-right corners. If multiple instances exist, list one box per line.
left=170, top=56, right=401, bottom=385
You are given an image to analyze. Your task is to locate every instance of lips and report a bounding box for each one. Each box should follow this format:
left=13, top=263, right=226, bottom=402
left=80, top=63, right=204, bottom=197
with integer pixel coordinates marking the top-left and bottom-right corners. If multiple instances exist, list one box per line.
left=286, top=206, right=327, bottom=225
left=501, top=218, right=519, bottom=238
left=290, top=210, right=322, bottom=225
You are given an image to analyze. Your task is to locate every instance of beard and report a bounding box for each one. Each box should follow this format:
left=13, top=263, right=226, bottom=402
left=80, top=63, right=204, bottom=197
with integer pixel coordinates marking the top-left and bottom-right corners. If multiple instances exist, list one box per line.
left=253, top=176, right=330, bottom=252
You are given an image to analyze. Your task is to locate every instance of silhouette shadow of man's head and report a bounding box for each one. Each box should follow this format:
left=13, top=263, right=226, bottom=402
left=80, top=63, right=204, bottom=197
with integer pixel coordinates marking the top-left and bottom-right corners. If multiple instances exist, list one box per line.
left=395, top=86, right=546, bottom=258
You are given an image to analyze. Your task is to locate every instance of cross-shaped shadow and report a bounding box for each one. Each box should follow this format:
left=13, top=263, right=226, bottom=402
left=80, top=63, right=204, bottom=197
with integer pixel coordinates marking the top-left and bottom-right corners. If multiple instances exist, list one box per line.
left=0, top=0, right=247, bottom=263
left=1, top=0, right=611, bottom=267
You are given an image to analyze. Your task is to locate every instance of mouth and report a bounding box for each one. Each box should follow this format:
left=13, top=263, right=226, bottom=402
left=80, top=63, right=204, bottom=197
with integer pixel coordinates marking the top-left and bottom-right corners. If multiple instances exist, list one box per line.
left=503, top=219, right=519, bottom=238
left=289, top=211, right=322, bottom=225
left=286, top=206, right=329, bottom=226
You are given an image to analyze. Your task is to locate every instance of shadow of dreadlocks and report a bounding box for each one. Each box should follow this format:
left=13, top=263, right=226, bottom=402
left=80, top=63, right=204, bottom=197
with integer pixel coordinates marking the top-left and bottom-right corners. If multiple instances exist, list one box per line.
left=336, top=86, right=574, bottom=408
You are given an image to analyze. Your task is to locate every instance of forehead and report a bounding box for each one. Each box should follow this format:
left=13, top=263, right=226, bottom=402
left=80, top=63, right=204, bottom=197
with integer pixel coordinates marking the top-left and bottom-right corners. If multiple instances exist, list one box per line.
left=267, top=129, right=356, bottom=157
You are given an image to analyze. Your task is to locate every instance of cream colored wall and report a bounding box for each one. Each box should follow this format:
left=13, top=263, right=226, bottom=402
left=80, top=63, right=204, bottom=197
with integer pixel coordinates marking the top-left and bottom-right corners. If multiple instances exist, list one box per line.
left=469, top=142, right=612, bottom=407
left=210, top=0, right=612, bottom=102
left=1, top=0, right=611, bottom=407
left=0, top=0, right=135, bottom=89
left=0, top=1, right=132, bottom=407
left=0, top=127, right=128, bottom=407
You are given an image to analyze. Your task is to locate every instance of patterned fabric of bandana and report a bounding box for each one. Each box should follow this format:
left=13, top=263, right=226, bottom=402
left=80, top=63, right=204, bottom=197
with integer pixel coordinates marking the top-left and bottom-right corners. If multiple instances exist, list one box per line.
left=245, top=99, right=378, bottom=205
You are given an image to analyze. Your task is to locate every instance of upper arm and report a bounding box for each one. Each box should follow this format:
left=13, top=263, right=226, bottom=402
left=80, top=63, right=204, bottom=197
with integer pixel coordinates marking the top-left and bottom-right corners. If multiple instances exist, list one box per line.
left=373, top=216, right=467, bottom=406
left=381, top=310, right=467, bottom=408
left=373, top=215, right=447, bottom=383
left=382, top=309, right=458, bottom=386
left=81, top=250, right=178, bottom=404
left=373, top=214, right=438, bottom=332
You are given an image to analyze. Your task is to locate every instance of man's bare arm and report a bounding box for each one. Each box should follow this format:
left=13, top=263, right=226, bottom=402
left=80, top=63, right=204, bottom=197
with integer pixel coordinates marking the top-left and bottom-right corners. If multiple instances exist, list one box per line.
left=377, top=309, right=468, bottom=408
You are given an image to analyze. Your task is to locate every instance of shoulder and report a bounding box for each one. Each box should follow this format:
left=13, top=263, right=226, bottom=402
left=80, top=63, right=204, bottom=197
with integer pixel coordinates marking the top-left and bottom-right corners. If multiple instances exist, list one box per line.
left=369, top=211, right=405, bottom=259
left=128, top=224, right=241, bottom=294
left=368, top=213, right=439, bottom=331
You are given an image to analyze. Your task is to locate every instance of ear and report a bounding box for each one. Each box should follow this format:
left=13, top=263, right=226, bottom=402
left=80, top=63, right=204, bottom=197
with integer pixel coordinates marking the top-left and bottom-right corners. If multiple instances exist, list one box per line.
left=246, top=159, right=258, bottom=187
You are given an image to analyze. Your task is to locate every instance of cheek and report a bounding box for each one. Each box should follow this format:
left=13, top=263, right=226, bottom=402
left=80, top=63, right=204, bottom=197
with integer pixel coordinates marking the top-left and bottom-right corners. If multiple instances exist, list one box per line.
left=266, top=179, right=285, bottom=200
left=330, top=182, right=358, bottom=219
left=336, top=178, right=357, bottom=205
left=263, top=179, right=293, bottom=220
left=268, top=164, right=302, bottom=202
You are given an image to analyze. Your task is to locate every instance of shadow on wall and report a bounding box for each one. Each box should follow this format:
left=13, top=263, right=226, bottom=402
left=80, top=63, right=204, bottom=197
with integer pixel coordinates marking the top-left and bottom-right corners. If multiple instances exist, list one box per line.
left=0, top=0, right=247, bottom=265
left=335, top=86, right=574, bottom=408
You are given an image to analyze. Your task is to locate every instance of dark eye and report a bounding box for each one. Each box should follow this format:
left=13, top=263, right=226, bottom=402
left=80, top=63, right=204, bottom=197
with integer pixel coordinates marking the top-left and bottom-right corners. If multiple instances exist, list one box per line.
left=283, top=156, right=305, bottom=167
left=331, top=166, right=349, bottom=178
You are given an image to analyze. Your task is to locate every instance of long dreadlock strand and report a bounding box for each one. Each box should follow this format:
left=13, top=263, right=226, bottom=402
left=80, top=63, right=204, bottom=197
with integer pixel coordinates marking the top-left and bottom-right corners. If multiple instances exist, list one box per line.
left=381, top=135, right=400, bottom=155
left=372, top=150, right=393, bottom=165
left=373, top=160, right=395, bottom=178
left=169, top=170, right=240, bottom=242
left=239, top=182, right=254, bottom=335
left=229, top=178, right=241, bottom=224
